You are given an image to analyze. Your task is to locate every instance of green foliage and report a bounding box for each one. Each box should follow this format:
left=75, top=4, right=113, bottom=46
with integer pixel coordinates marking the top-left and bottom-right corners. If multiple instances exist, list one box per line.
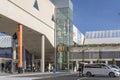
left=111, top=58, right=116, bottom=65
left=77, top=43, right=120, bottom=47
left=81, top=59, right=84, bottom=62
left=73, top=42, right=78, bottom=47
left=97, top=59, right=101, bottom=64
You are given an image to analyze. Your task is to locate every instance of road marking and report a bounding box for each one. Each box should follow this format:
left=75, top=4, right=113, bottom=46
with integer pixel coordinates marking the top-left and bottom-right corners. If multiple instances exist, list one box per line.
left=77, top=77, right=87, bottom=80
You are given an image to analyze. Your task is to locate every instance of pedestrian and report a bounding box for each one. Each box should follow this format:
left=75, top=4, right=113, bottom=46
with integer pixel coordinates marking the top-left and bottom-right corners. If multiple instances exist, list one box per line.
left=78, top=63, right=84, bottom=76
left=1, top=63, right=4, bottom=72
left=8, top=63, right=11, bottom=73
left=52, top=65, right=56, bottom=73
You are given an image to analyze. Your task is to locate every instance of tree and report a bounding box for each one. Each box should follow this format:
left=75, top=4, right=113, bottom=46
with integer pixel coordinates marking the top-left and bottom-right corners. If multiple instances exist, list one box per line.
left=111, top=58, right=116, bottom=65
left=97, top=59, right=101, bottom=63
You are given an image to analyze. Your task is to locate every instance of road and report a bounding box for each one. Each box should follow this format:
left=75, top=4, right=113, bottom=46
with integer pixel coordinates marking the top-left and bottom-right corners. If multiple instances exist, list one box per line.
left=34, top=75, right=120, bottom=80
left=0, top=72, right=120, bottom=80
left=34, top=74, right=79, bottom=80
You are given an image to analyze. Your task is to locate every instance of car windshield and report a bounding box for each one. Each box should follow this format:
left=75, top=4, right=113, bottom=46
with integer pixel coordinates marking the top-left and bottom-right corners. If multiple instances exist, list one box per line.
left=108, top=65, right=120, bottom=69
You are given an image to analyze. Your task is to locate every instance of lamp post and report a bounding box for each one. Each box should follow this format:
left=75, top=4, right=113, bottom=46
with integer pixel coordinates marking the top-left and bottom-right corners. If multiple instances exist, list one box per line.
left=97, top=46, right=102, bottom=63
left=82, top=50, right=84, bottom=62
left=82, top=37, right=85, bottom=62
left=81, top=48, right=89, bottom=62
left=98, top=48, right=102, bottom=63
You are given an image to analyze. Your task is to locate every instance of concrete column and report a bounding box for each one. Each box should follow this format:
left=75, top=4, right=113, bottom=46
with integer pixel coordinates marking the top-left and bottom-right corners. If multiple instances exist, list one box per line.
left=76, top=61, right=79, bottom=72
left=106, top=60, right=108, bottom=64
left=90, top=60, right=93, bottom=64
left=11, top=39, right=17, bottom=73
left=59, top=52, right=63, bottom=70
left=23, top=47, right=26, bottom=73
left=67, top=52, right=70, bottom=71
left=13, top=39, right=16, bottom=60
left=32, top=54, right=35, bottom=68
left=41, top=35, right=45, bottom=72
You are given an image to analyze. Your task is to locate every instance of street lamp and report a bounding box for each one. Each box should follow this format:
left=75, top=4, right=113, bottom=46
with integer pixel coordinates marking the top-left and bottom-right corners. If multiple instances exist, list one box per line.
left=81, top=48, right=89, bottom=62
left=98, top=48, right=102, bottom=63
left=97, top=46, right=102, bottom=63
left=82, top=50, right=84, bottom=62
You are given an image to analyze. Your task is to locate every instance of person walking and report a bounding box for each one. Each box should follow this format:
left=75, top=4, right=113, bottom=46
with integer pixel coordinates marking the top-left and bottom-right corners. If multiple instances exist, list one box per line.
left=52, top=65, right=56, bottom=73
left=1, top=63, right=4, bottom=72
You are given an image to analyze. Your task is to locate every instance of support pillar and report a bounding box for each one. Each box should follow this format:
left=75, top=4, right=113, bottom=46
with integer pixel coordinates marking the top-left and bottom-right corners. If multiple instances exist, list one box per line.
left=76, top=61, right=79, bottom=72
left=106, top=60, right=108, bottom=64
left=23, top=47, right=26, bottom=73
left=90, top=60, right=93, bottom=64
left=13, top=39, right=17, bottom=60
left=67, top=52, right=70, bottom=71
left=41, top=35, right=45, bottom=72
left=18, top=24, right=23, bottom=73
left=11, top=39, right=17, bottom=73
left=32, top=54, right=35, bottom=71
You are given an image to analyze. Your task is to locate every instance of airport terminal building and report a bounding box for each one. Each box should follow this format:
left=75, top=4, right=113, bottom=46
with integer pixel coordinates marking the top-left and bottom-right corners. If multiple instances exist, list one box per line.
left=70, top=30, right=120, bottom=71
left=0, top=0, right=77, bottom=73
left=1, top=0, right=120, bottom=74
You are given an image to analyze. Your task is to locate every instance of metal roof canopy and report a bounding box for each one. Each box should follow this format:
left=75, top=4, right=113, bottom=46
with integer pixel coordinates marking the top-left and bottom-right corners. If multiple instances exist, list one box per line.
left=0, top=14, right=54, bottom=59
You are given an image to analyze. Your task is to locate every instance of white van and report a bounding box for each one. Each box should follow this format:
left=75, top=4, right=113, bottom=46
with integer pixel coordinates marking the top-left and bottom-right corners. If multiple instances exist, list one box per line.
left=83, top=63, right=120, bottom=77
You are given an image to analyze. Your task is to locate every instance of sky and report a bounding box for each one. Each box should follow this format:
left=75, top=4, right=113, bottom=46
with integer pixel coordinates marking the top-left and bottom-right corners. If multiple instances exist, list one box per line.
left=71, top=0, right=120, bottom=34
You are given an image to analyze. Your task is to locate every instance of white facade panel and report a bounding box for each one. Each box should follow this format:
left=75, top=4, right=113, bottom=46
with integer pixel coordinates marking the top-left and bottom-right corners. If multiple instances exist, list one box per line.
left=9, top=0, right=55, bottom=29
left=51, top=0, right=73, bottom=10
left=85, top=38, right=120, bottom=44
left=0, top=0, right=55, bottom=46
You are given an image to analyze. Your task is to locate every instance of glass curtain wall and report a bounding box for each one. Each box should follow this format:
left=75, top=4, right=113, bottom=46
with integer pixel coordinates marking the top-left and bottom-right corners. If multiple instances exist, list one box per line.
left=55, top=7, right=73, bottom=71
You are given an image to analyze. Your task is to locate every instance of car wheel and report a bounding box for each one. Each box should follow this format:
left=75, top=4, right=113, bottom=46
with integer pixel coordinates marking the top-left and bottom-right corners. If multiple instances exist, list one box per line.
left=86, top=72, right=92, bottom=77
left=109, top=72, right=115, bottom=77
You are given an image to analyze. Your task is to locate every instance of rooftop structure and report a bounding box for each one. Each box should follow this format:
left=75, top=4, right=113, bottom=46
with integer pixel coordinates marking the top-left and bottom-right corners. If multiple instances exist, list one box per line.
left=85, top=30, right=120, bottom=44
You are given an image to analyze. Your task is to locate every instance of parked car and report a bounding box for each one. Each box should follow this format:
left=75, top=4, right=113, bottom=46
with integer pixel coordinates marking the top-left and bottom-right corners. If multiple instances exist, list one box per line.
left=83, top=63, right=120, bottom=77
left=108, top=64, right=120, bottom=71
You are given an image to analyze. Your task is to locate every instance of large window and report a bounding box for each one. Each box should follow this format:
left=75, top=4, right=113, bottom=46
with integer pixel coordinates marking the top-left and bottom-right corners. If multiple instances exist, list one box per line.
left=71, top=51, right=120, bottom=60
left=0, top=48, right=12, bottom=58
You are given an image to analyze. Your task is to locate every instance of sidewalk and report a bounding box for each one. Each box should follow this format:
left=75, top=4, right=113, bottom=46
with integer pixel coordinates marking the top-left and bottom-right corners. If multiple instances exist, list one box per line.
left=0, top=72, right=78, bottom=80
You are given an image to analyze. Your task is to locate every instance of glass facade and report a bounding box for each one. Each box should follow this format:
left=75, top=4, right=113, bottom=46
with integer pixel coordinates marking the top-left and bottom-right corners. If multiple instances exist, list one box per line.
left=55, top=7, right=73, bottom=71
left=71, top=51, right=120, bottom=59
left=71, top=51, right=120, bottom=67
left=0, top=48, right=12, bottom=58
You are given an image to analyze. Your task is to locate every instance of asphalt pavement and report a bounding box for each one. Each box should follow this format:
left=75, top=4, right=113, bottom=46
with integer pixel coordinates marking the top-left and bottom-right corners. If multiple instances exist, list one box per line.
left=34, top=75, right=120, bottom=80
left=0, top=72, right=79, bottom=80
left=34, top=74, right=80, bottom=80
left=0, top=72, right=120, bottom=80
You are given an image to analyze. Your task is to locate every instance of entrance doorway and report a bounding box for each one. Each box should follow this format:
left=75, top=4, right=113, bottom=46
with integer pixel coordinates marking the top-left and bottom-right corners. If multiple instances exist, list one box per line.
left=0, top=58, right=18, bottom=73
left=34, top=59, right=40, bottom=72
